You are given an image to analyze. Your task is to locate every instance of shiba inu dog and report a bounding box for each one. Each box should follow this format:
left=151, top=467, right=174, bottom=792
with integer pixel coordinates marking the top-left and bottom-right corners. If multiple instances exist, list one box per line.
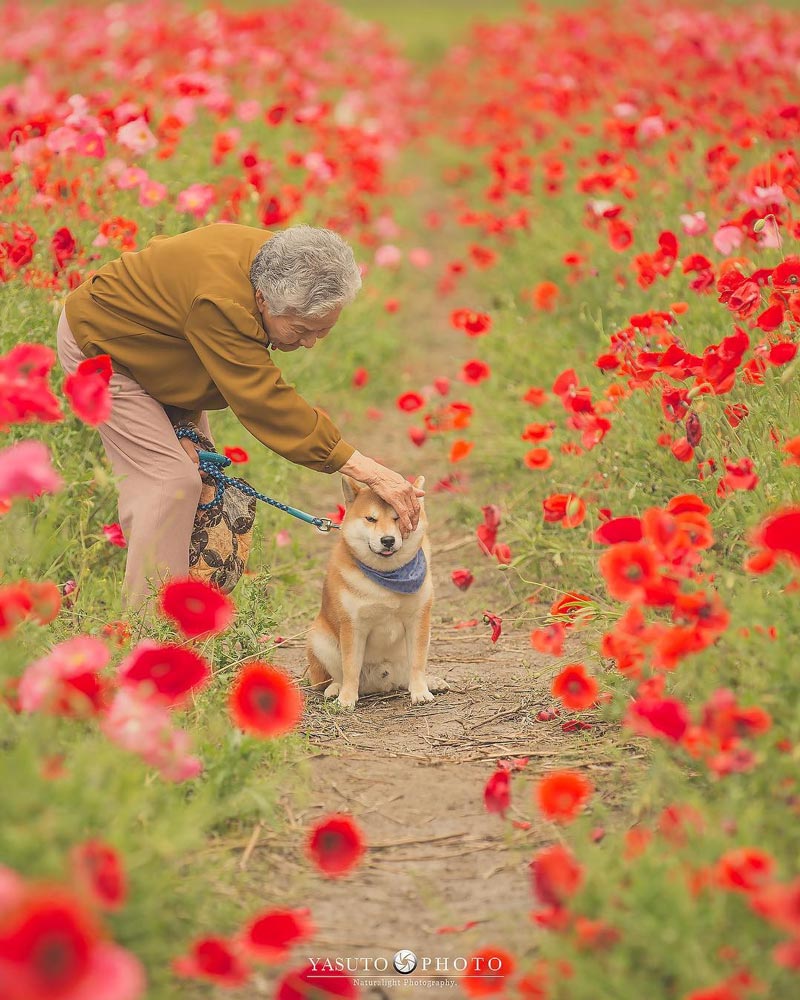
left=306, top=475, right=449, bottom=710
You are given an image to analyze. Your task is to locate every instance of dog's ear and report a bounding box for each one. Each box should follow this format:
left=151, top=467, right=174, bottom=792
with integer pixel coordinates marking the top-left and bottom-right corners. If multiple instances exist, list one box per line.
left=341, top=476, right=362, bottom=505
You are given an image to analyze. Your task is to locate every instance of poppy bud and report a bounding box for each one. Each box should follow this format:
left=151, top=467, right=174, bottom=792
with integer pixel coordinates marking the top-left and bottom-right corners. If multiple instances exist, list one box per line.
left=685, top=412, right=703, bottom=447
left=752, top=218, right=766, bottom=233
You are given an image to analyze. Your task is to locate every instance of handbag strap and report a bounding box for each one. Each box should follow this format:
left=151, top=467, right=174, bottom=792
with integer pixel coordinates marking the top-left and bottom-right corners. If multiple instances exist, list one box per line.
left=175, top=425, right=340, bottom=533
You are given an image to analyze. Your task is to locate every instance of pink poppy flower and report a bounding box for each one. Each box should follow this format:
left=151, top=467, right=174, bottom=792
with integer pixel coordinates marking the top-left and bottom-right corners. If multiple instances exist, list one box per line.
left=176, top=183, right=215, bottom=218
left=0, top=440, right=64, bottom=502
left=115, top=118, right=158, bottom=154
left=712, top=225, right=743, bottom=255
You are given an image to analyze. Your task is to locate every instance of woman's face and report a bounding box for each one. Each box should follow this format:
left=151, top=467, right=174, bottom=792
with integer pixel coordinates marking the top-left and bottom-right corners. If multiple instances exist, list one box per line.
left=255, top=291, right=342, bottom=352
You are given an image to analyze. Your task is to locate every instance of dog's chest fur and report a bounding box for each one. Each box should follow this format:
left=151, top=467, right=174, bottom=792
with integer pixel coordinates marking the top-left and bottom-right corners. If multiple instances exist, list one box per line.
left=339, top=564, right=429, bottom=693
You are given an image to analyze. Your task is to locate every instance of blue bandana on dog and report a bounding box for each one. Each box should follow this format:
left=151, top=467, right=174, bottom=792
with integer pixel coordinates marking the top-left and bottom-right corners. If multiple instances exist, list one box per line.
left=356, top=548, right=428, bottom=594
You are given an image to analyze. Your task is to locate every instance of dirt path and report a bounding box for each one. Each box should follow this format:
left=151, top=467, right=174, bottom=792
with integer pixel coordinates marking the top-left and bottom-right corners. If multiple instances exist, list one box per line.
left=230, top=190, right=603, bottom=995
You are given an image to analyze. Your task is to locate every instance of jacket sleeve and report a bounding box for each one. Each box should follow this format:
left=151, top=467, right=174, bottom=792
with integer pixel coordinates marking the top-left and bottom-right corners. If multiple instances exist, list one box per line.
left=184, top=295, right=355, bottom=473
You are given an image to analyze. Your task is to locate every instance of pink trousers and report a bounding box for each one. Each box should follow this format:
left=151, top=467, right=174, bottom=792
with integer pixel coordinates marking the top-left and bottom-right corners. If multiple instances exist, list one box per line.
left=56, top=308, right=212, bottom=614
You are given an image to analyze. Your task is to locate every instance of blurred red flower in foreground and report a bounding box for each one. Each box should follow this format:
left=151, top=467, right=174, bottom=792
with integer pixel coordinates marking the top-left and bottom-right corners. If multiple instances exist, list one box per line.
left=228, top=662, right=304, bottom=738
left=158, top=578, right=235, bottom=638
left=0, top=879, right=144, bottom=1000
left=530, top=843, right=584, bottom=908
left=173, top=937, right=250, bottom=987
left=461, top=946, right=516, bottom=996
left=484, top=769, right=511, bottom=817
left=118, top=641, right=210, bottom=708
left=102, top=523, right=126, bottom=548
left=276, top=964, right=359, bottom=1000
left=536, top=770, right=593, bottom=823
left=240, top=908, right=315, bottom=963
left=305, top=814, right=365, bottom=877
left=70, top=841, right=127, bottom=911
left=63, top=355, right=112, bottom=426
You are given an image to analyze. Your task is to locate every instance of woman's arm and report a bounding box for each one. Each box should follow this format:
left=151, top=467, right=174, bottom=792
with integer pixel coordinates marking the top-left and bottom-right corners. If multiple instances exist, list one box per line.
left=339, top=450, right=424, bottom=538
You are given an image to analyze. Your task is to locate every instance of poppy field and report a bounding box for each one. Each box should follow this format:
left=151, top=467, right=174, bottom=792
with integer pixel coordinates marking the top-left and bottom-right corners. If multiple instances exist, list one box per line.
left=2, top=1, right=800, bottom=997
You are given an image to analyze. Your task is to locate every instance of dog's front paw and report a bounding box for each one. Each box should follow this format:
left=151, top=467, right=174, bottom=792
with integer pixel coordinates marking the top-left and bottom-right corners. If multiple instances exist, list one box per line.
left=427, top=675, right=450, bottom=693
left=336, top=688, right=358, bottom=711
left=409, top=684, right=434, bottom=705
left=323, top=682, right=341, bottom=700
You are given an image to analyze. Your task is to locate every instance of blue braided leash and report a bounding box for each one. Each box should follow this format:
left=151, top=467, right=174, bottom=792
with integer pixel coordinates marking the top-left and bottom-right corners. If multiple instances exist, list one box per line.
left=176, top=426, right=339, bottom=533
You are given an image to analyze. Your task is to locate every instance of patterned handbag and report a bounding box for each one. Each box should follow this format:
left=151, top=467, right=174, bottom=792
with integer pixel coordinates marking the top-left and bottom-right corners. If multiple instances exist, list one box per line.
left=173, top=421, right=256, bottom=594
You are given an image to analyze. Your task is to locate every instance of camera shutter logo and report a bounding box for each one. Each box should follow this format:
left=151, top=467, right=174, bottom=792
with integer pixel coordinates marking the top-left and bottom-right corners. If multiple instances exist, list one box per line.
left=393, top=950, right=418, bottom=974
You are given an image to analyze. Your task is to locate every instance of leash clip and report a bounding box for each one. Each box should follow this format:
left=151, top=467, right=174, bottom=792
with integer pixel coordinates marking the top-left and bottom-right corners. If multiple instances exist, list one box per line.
left=315, top=517, right=339, bottom=533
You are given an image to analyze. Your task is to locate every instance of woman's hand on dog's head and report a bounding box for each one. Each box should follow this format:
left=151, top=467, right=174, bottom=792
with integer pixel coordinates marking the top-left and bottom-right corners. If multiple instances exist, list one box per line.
left=339, top=451, right=424, bottom=537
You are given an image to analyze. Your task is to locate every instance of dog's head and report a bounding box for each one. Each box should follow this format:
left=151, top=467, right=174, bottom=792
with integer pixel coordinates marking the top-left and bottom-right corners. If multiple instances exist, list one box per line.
left=340, top=475, right=426, bottom=569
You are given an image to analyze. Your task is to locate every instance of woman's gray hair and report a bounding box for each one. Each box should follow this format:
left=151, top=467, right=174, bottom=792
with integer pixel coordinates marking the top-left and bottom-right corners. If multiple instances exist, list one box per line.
left=249, top=225, right=362, bottom=318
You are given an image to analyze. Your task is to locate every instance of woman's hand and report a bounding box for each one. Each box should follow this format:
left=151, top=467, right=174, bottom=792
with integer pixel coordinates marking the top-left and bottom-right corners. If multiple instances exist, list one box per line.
left=339, top=450, right=424, bottom=537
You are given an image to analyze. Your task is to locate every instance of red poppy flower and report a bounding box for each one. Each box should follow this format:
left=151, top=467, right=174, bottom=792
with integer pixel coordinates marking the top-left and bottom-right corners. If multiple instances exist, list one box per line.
left=783, top=436, right=800, bottom=466
left=550, top=592, right=594, bottom=623
left=542, top=493, right=586, bottom=529
left=352, top=367, right=369, bottom=388
left=450, top=439, right=474, bottom=463
left=158, top=579, right=234, bottom=639
left=521, top=422, right=553, bottom=442
left=0, top=885, right=144, bottom=1000
left=493, top=543, right=512, bottom=565
left=173, top=937, right=250, bottom=986
left=70, top=841, right=127, bottom=911
left=751, top=878, right=800, bottom=934
left=20, top=581, right=62, bottom=625
left=63, top=356, right=112, bottom=426
left=265, top=104, right=287, bottom=125
left=718, top=457, right=758, bottom=495
left=305, top=814, right=365, bottom=877
left=768, top=340, right=797, bottom=366
left=484, top=769, right=511, bottom=817
left=771, top=257, right=800, bottom=293
left=118, top=642, right=210, bottom=707
left=396, top=391, right=424, bottom=412
left=599, top=541, right=660, bottom=603
left=228, top=662, right=304, bottom=739
left=551, top=664, right=598, bottom=711
left=625, top=697, right=690, bottom=742
left=102, top=523, right=126, bottom=548
left=240, top=908, right=314, bottom=962
left=0, top=584, right=33, bottom=638
left=483, top=611, right=503, bottom=642
left=524, top=447, right=553, bottom=470
left=716, top=848, right=774, bottom=893
left=523, top=386, right=548, bottom=406
left=755, top=304, right=785, bottom=331
left=450, top=309, right=492, bottom=336
left=593, top=516, right=642, bottom=545
left=535, top=770, right=593, bottom=823
left=532, top=281, right=559, bottom=311
left=530, top=623, right=566, bottom=655
left=451, top=568, right=474, bottom=591
left=530, top=843, right=583, bottom=907
left=460, top=359, right=491, bottom=385
left=666, top=494, right=711, bottom=517
left=223, top=446, right=249, bottom=463
left=276, top=964, right=359, bottom=1000
left=462, top=947, right=516, bottom=997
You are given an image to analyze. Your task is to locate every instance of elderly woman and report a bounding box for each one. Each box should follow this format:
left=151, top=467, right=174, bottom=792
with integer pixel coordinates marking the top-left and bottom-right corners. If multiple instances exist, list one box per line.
left=56, top=223, right=422, bottom=611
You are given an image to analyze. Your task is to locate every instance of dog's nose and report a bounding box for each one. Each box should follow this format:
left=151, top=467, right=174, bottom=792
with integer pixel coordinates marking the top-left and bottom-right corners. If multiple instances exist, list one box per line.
left=380, top=535, right=395, bottom=549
